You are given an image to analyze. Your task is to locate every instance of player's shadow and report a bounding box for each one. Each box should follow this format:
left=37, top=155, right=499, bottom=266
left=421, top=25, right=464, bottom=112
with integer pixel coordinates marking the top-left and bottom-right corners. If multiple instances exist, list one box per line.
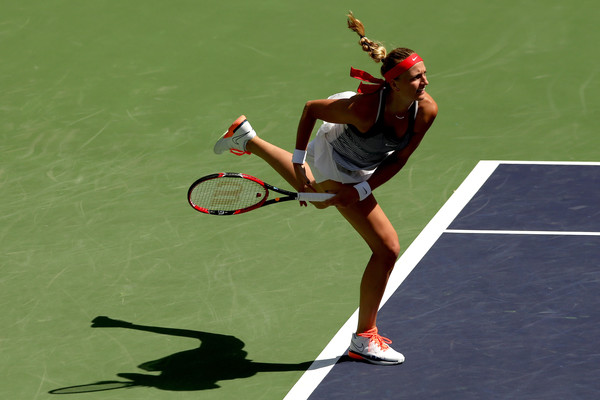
left=49, top=316, right=334, bottom=394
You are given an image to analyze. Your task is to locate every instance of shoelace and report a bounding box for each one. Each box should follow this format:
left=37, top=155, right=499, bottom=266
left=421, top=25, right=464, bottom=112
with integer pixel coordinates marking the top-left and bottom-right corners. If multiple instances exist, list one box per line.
left=229, top=149, right=251, bottom=156
left=358, top=327, right=392, bottom=351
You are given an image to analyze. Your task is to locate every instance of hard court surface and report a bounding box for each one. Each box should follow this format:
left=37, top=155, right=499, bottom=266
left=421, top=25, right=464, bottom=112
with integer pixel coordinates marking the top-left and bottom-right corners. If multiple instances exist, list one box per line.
left=2, top=1, right=599, bottom=399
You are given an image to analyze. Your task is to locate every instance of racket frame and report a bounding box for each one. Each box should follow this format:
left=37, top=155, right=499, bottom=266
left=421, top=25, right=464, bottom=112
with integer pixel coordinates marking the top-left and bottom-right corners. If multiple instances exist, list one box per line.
left=187, top=172, right=330, bottom=216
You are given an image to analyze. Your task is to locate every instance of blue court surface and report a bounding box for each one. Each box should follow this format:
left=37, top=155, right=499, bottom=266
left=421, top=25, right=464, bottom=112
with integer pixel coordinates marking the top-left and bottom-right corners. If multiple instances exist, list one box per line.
left=285, top=161, right=600, bottom=400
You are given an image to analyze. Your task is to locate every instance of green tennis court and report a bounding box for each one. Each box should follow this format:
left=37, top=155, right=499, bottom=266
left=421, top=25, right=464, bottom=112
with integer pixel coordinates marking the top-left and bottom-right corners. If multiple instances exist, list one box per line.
left=2, top=1, right=598, bottom=399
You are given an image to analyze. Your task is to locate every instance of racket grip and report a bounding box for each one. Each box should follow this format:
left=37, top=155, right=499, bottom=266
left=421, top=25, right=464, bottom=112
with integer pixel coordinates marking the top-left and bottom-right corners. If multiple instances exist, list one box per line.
left=297, top=192, right=335, bottom=202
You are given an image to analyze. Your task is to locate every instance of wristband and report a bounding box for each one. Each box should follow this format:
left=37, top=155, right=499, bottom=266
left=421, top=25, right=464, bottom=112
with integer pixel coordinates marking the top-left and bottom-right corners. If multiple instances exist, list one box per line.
left=292, top=149, right=307, bottom=164
left=354, top=181, right=372, bottom=201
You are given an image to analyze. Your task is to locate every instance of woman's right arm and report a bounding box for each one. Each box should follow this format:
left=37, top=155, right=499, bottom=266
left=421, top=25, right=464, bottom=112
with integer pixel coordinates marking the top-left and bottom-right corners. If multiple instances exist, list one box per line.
left=292, top=97, right=368, bottom=191
left=295, top=94, right=377, bottom=148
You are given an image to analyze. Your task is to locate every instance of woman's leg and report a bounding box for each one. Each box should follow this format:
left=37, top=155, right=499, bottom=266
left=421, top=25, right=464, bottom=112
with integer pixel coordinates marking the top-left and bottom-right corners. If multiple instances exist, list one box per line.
left=321, top=188, right=400, bottom=333
left=246, top=136, right=320, bottom=192
left=216, top=117, right=317, bottom=191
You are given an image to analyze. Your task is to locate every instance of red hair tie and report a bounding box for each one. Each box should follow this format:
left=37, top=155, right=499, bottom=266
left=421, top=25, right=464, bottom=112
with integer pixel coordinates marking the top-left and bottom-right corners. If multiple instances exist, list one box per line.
left=350, top=67, right=384, bottom=94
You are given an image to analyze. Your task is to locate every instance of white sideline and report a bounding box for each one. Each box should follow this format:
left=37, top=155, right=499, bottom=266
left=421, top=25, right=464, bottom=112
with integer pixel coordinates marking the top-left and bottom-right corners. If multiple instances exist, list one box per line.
left=446, top=229, right=600, bottom=236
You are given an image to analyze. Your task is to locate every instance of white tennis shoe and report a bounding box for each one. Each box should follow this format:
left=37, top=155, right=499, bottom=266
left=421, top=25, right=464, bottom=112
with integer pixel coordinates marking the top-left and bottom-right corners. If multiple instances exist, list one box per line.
left=213, top=115, right=256, bottom=156
left=348, top=327, right=405, bottom=365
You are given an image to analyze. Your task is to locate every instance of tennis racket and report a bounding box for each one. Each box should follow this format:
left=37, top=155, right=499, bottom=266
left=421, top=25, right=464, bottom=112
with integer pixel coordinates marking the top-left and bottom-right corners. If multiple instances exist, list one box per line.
left=187, top=172, right=334, bottom=215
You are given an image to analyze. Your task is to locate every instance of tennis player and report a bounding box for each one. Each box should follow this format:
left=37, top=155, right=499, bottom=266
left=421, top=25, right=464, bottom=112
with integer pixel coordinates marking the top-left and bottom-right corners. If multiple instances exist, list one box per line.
left=213, top=12, right=437, bottom=365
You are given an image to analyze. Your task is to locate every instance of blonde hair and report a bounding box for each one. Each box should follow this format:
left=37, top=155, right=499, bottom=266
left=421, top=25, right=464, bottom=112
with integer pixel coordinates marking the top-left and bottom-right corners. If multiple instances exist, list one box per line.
left=347, top=12, right=416, bottom=78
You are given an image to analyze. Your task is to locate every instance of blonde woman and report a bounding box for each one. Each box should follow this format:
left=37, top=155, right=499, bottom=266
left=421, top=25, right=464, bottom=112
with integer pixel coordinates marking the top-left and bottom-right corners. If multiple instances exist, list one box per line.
left=213, top=12, right=438, bottom=365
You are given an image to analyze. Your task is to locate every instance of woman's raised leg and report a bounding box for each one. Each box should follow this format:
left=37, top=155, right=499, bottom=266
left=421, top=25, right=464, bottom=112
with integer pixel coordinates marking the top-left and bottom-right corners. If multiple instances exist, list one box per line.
left=214, top=116, right=315, bottom=191
left=245, top=137, right=312, bottom=191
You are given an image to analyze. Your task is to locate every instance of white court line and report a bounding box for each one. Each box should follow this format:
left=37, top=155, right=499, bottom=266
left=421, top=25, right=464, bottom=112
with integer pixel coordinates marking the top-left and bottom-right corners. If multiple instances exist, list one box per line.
left=283, top=160, right=600, bottom=400
left=446, top=229, right=600, bottom=236
left=484, top=160, right=600, bottom=166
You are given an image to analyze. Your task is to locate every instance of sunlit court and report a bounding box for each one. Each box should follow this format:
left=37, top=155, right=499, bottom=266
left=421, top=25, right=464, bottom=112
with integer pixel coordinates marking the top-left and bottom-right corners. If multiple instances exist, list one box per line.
left=2, top=1, right=599, bottom=399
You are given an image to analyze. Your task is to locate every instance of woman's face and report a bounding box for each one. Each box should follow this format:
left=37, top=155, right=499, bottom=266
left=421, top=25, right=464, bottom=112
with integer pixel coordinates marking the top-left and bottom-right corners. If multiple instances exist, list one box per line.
left=393, top=61, right=429, bottom=101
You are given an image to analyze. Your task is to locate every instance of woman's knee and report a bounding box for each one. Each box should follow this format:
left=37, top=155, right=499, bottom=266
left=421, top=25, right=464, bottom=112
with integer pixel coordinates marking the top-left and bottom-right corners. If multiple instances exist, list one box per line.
left=373, top=236, right=401, bottom=264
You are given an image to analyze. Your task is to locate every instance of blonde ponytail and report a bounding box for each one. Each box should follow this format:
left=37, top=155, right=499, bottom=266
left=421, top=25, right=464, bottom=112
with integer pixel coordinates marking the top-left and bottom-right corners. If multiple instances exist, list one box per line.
left=347, top=12, right=387, bottom=63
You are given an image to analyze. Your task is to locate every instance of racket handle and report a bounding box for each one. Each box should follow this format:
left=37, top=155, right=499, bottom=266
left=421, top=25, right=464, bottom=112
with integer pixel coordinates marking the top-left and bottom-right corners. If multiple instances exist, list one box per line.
left=297, top=192, right=335, bottom=202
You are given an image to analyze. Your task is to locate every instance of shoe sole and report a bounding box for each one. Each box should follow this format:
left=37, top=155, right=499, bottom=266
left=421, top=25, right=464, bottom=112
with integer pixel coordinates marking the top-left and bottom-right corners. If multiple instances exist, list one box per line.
left=224, top=115, right=248, bottom=138
left=348, top=350, right=404, bottom=365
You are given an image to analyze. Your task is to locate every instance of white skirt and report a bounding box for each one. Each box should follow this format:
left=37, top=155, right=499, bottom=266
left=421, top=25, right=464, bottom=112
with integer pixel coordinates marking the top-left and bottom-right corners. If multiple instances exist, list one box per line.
left=306, top=91, right=379, bottom=184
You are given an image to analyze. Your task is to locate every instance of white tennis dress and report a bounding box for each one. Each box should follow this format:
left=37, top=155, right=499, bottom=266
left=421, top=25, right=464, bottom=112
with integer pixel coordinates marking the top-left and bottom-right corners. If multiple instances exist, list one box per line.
left=306, top=89, right=418, bottom=184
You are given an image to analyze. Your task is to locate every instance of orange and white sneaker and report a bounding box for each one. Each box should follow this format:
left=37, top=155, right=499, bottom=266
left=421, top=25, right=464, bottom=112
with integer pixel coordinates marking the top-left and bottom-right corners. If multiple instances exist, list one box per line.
left=213, top=115, right=256, bottom=156
left=348, top=327, right=405, bottom=365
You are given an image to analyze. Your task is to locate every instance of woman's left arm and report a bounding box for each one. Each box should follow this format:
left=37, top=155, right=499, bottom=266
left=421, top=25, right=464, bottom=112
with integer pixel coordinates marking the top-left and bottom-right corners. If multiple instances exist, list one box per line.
left=367, top=136, right=425, bottom=191
left=369, top=95, right=438, bottom=190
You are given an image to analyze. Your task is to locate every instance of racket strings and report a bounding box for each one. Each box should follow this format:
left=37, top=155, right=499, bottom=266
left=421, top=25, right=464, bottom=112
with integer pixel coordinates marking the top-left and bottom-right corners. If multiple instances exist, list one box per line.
left=190, top=177, right=267, bottom=211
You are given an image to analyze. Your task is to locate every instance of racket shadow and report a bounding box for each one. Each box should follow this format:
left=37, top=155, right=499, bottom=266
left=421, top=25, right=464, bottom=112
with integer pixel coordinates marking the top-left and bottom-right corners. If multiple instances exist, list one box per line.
left=49, top=316, right=333, bottom=394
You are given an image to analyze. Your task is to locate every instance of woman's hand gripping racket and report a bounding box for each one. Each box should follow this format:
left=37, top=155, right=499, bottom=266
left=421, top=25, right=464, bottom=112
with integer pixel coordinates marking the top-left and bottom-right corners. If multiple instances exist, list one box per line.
left=187, top=172, right=334, bottom=215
